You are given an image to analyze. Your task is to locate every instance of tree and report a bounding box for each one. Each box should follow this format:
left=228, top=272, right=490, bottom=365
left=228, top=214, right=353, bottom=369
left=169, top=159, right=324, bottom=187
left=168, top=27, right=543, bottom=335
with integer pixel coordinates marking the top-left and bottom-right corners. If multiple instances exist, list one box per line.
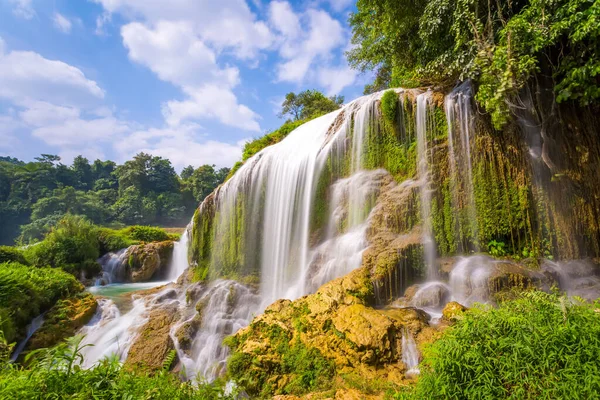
left=279, top=90, right=344, bottom=121
left=181, top=165, right=194, bottom=180
left=71, top=156, right=93, bottom=190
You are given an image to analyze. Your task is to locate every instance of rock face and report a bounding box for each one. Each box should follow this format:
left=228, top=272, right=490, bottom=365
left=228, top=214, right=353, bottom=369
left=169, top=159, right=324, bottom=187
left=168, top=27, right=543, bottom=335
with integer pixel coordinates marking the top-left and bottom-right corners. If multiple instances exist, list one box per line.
left=125, top=303, right=180, bottom=372
left=27, top=292, right=97, bottom=351
left=127, top=241, right=174, bottom=282
left=227, top=267, right=431, bottom=398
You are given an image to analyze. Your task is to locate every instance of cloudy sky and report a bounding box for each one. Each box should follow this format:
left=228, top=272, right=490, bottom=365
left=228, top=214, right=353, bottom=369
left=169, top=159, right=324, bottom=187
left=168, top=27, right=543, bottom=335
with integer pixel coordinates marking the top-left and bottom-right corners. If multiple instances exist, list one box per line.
left=0, top=0, right=367, bottom=170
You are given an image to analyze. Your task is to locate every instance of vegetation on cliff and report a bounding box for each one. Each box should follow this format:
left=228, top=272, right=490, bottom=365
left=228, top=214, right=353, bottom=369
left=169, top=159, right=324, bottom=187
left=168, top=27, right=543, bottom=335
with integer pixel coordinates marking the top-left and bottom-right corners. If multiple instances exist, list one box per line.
left=349, top=0, right=600, bottom=127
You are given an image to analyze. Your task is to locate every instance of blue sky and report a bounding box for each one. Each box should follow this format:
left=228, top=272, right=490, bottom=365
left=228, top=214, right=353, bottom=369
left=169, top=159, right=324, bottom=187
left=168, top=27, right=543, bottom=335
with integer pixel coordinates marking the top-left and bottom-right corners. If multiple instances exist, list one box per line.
left=0, top=0, right=369, bottom=170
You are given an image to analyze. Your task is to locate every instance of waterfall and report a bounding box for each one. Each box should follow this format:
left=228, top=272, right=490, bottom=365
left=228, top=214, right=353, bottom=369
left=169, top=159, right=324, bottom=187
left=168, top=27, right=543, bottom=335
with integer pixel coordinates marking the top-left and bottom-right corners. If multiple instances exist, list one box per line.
left=79, top=298, right=148, bottom=367
left=416, top=91, right=437, bottom=279
left=445, top=82, right=479, bottom=251
left=96, top=249, right=129, bottom=285
left=401, top=328, right=420, bottom=377
left=10, top=314, right=45, bottom=362
left=166, top=228, right=190, bottom=282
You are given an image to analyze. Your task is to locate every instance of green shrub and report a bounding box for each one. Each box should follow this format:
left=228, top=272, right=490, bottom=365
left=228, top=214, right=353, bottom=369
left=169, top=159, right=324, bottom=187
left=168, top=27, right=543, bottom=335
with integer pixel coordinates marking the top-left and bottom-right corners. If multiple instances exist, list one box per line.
left=25, top=215, right=99, bottom=272
left=96, top=227, right=134, bottom=254
left=0, top=336, right=232, bottom=399
left=124, top=225, right=172, bottom=243
left=395, top=291, right=600, bottom=399
left=242, top=119, right=306, bottom=162
left=0, top=262, right=82, bottom=343
left=0, top=246, right=27, bottom=265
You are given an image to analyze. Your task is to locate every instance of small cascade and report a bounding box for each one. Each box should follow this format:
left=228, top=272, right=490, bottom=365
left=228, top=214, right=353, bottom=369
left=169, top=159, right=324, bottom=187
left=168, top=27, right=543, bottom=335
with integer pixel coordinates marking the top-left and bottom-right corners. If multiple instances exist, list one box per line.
left=401, top=328, right=420, bottom=377
left=10, top=314, right=45, bottom=362
left=79, top=298, right=148, bottom=367
left=449, top=256, right=497, bottom=306
left=166, top=228, right=190, bottom=282
left=173, top=280, right=260, bottom=381
left=445, top=82, right=479, bottom=251
left=305, top=169, right=387, bottom=292
left=416, top=91, right=437, bottom=279
left=96, top=249, right=129, bottom=285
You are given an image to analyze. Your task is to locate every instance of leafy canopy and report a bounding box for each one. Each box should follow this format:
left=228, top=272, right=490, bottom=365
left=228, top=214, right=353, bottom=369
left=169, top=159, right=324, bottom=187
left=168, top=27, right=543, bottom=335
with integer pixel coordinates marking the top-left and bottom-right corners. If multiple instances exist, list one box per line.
left=349, top=0, right=600, bottom=127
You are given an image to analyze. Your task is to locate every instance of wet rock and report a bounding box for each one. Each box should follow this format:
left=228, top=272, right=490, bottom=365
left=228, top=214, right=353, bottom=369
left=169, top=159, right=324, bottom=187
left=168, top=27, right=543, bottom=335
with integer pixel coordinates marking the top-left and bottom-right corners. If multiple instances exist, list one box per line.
left=174, top=315, right=202, bottom=355
left=380, top=307, right=430, bottom=332
left=185, top=282, right=206, bottom=304
left=411, top=282, right=451, bottom=309
left=125, top=303, right=180, bottom=372
left=127, top=241, right=174, bottom=282
left=27, top=292, right=97, bottom=351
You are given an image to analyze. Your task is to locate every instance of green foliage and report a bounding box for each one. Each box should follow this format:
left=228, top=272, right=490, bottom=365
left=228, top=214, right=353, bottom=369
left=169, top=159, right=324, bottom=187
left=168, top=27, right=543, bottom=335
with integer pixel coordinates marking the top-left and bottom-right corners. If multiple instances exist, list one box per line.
left=0, top=336, right=232, bottom=399
left=488, top=240, right=507, bottom=257
left=25, top=215, right=100, bottom=275
left=123, top=225, right=173, bottom=243
left=279, top=89, right=344, bottom=121
left=0, top=262, right=82, bottom=343
left=380, top=90, right=399, bottom=124
left=242, top=119, right=306, bottom=162
left=0, top=246, right=27, bottom=265
left=396, top=291, right=600, bottom=399
left=349, top=0, right=600, bottom=127
left=227, top=324, right=335, bottom=398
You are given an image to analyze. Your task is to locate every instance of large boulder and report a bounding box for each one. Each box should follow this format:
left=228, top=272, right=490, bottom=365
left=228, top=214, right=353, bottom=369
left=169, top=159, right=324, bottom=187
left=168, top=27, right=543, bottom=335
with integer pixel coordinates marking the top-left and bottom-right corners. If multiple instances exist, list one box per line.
left=125, top=303, right=180, bottom=372
left=127, top=241, right=174, bottom=282
left=27, top=292, right=97, bottom=351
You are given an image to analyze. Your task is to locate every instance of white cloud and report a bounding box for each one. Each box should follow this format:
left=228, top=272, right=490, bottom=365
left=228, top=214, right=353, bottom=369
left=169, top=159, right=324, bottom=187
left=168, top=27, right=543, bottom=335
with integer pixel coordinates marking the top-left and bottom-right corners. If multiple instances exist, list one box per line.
left=19, top=101, right=80, bottom=126
left=8, top=0, right=35, bottom=19
left=93, top=0, right=273, bottom=59
left=31, top=116, right=130, bottom=147
left=0, top=47, right=104, bottom=106
left=318, top=65, right=357, bottom=95
left=121, top=21, right=239, bottom=89
left=121, top=20, right=260, bottom=131
left=95, top=12, right=111, bottom=35
left=53, top=13, right=72, bottom=34
left=117, top=124, right=246, bottom=169
left=269, top=1, right=301, bottom=40
left=0, top=37, right=5, bottom=55
left=272, top=7, right=345, bottom=85
left=163, top=85, right=261, bottom=131
left=0, top=114, right=24, bottom=150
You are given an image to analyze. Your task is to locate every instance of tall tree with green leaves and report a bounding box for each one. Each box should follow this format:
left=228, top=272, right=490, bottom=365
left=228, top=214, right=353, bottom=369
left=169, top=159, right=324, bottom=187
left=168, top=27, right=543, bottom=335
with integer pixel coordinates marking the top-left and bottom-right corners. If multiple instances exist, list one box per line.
left=279, top=90, right=344, bottom=121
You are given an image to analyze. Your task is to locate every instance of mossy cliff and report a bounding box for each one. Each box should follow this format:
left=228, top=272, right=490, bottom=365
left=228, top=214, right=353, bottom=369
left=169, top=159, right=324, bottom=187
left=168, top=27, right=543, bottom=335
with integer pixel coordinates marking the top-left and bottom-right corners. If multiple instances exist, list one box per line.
left=127, top=241, right=174, bottom=282
left=190, top=87, right=600, bottom=289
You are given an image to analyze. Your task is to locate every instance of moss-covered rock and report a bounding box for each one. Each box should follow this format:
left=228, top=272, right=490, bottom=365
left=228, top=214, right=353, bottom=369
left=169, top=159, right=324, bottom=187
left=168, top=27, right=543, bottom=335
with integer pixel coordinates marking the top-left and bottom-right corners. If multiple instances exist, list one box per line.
left=441, top=301, right=467, bottom=322
left=127, top=241, right=174, bottom=282
left=26, top=292, right=97, bottom=351
left=227, top=267, right=431, bottom=398
left=125, top=303, right=180, bottom=372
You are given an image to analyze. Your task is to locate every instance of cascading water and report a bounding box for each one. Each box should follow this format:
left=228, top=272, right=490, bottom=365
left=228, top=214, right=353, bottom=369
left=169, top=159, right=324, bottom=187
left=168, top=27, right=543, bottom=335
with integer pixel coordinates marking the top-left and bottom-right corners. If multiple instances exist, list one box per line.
left=96, top=249, right=129, bottom=285
left=10, top=314, right=44, bottom=362
left=416, top=91, right=437, bottom=279
left=401, top=328, right=420, bottom=377
left=166, top=228, right=190, bottom=282
left=445, top=82, right=479, bottom=250
left=172, top=280, right=260, bottom=381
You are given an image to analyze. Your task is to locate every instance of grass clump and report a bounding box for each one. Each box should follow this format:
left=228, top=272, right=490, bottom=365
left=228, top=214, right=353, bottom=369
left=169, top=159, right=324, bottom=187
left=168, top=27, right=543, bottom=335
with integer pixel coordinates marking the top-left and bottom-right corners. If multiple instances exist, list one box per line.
left=395, top=291, right=600, bottom=399
left=0, top=246, right=27, bottom=265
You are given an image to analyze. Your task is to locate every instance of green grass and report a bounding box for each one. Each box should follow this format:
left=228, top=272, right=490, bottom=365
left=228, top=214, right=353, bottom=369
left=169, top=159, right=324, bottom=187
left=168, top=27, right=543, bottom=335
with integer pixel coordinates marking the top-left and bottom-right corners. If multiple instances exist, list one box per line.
left=395, top=291, right=600, bottom=399
left=0, top=336, right=232, bottom=399
left=0, top=262, right=83, bottom=343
